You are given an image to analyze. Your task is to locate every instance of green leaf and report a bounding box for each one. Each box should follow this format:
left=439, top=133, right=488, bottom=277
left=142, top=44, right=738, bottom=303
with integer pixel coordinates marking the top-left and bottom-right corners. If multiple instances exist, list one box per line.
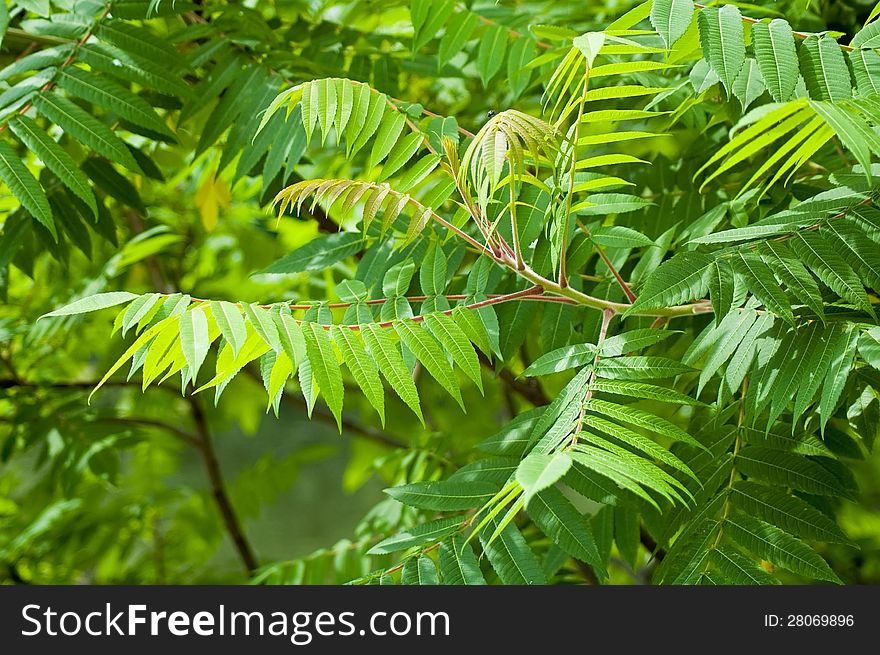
left=582, top=415, right=698, bottom=479
left=651, top=0, right=694, bottom=49
left=758, top=241, right=824, bottom=318
left=732, top=251, right=793, bottom=324
left=522, top=343, right=596, bottom=377
left=368, top=517, right=461, bottom=555
left=752, top=19, right=799, bottom=103
left=362, top=323, right=424, bottom=423
left=573, top=32, right=606, bottom=67
left=515, top=450, right=572, bottom=506
left=302, top=322, right=344, bottom=428
left=438, top=10, right=478, bottom=68
left=798, top=35, right=852, bottom=102
left=852, top=19, right=880, bottom=49
left=849, top=49, right=880, bottom=96
left=627, top=252, right=712, bottom=314
left=594, top=356, right=693, bottom=379
left=386, top=479, right=497, bottom=510
left=730, top=481, right=852, bottom=545
left=180, top=306, right=210, bottom=386
left=789, top=231, right=872, bottom=315
left=725, top=512, right=841, bottom=583
left=395, top=320, right=463, bottom=407
left=698, top=5, right=746, bottom=94
left=507, top=37, right=536, bottom=100
left=34, top=92, right=142, bottom=173
left=210, top=301, right=247, bottom=358
left=600, top=329, right=677, bottom=357
left=819, top=325, right=858, bottom=429
left=477, top=24, right=507, bottom=88
left=731, top=58, right=766, bottom=111
left=333, top=327, right=385, bottom=423
left=479, top=517, right=546, bottom=585
left=0, top=139, right=54, bottom=238
left=439, top=535, right=486, bottom=584
left=709, top=545, right=778, bottom=585
left=736, top=447, right=847, bottom=497
left=8, top=115, right=96, bottom=215
left=423, top=312, right=482, bottom=391
left=527, top=486, right=605, bottom=575
left=57, top=67, right=174, bottom=137
left=591, top=379, right=699, bottom=406
left=42, top=291, right=139, bottom=318
left=369, top=112, right=406, bottom=168
left=242, top=304, right=281, bottom=353
left=587, top=398, right=703, bottom=450
left=590, top=225, right=654, bottom=249
left=707, top=259, right=735, bottom=325
left=453, top=305, right=495, bottom=358
left=259, top=232, right=362, bottom=274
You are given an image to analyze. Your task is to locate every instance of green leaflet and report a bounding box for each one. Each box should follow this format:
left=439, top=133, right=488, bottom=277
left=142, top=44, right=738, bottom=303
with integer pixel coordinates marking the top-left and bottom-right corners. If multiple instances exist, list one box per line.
left=650, top=0, right=694, bottom=49
left=627, top=252, right=712, bottom=314
left=43, top=291, right=140, bottom=318
left=57, top=67, right=174, bottom=138
left=34, top=92, right=142, bottom=173
left=367, top=517, right=461, bottom=555
left=0, top=139, right=54, bottom=238
left=724, top=512, right=841, bottom=583
left=242, top=303, right=282, bottom=352
left=210, top=301, right=247, bottom=357
left=369, top=112, right=407, bottom=168
left=600, top=329, right=678, bottom=357
left=260, top=232, right=363, bottom=274
left=395, top=319, right=463, bottom=408
left=758, top=241, right=824, bottom=318
left=302, top=321, right=344, bottom=428
left=8, top=115, right=97, bottom=215
left=735, top=447, right=848, bottom=498
left=479, top=516, right=546, bottom=585
left=729, top=481, right=852, bottom=545
left=439, top=535, right=486, bottom=585
left=386, top=479, right=497, bottom=511
left=698, top=5, right=746, bottom=94
left=527, top=486, right=605, bottom=577
left=477, top=24, right=508, bottom=88
left=521, top=343, right=596, bottom=377
left=332, top=327, right=385, bottom=423
left=515, top=450, right=572, bottom=506
left=709, top=545, right=778, bottom=585
left=732, top=252, right=793, bottom=324
left=362, top=323, right=424, bottom=423
left=798, top=35, right=852, bottom=102
left=438, top=10, right=478, bottom=68
left=591, top=379, right=700, bottom=406
left=789, top=231, right=873, bottom=315
left=179, top=306, right=210, bottom=386
left=752, top=19, right=798, bottom=103
left=594, top=356, right=693, bottom=379
left=582, top=414, right=697, bottom=480
left=586, top=397, right=703, bottom=450
left=423, top=312, right=482, bottom=391
left=819, top=325, right=858, bottom=429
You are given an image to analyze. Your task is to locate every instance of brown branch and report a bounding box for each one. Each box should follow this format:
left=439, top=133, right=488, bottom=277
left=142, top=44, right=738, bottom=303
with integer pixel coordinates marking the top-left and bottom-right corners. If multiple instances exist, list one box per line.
left=478, top=352, right=550, bottom=406
left=573, top=559, right=600, bottom=585
left=95, top=416, right=198, bottom=446
left=576, top=220, right=638, bottom=303
left=188, top=395, right=259, bottom=577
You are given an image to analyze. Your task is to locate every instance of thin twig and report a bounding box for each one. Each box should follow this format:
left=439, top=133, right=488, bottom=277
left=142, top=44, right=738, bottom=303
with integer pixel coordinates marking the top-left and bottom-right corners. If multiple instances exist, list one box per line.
left=188, top=395, right=259, bottom=576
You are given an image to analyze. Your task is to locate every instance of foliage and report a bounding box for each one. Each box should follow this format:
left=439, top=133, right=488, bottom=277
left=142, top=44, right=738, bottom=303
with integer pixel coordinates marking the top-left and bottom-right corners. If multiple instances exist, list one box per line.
left=1, top=0, right=880, bottom=585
